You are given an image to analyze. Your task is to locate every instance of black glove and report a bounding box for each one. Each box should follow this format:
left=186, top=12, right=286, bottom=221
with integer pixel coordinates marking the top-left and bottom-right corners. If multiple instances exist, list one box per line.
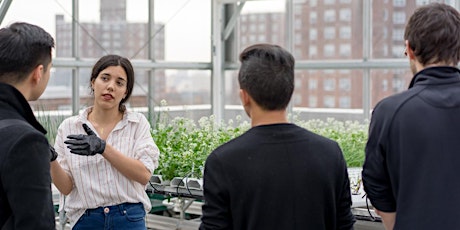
left=64, top=123, right=106, bottom=156
left=50, top=145, right=58, bottom=162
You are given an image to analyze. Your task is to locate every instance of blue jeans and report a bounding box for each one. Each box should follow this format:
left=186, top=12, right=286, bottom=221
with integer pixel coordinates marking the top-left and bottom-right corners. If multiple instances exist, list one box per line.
left=73, top=203, right=146, bottom=230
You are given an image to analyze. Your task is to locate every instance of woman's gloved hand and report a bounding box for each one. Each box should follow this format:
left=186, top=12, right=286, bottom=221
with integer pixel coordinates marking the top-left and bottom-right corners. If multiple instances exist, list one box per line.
left=64, top=123, right=106, bottom=156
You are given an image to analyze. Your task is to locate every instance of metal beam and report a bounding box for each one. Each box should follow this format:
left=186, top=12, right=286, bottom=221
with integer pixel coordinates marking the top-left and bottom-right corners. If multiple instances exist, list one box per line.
left=148, top=0, right=156, bottom=121
left=71, top=0, right=80, bottom=116
left=222, top=1, right=245, bottom=41
left=225, top=59, right=409, bottom=70
left=362, top=0, right=372, bottom=120
left=0, top=0, right=12, bottom=24
left=52, top=58, right=212, bottom=69
left=211, top=1, right=225, bottom=122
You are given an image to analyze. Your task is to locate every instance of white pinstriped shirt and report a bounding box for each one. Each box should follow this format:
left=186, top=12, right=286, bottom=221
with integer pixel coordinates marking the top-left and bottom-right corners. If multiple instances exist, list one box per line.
left=54, top=107, right=159, bottom=226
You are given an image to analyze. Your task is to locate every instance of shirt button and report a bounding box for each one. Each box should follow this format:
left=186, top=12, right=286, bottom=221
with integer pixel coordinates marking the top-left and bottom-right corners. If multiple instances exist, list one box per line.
left=104, top=207, right=110, bottom=213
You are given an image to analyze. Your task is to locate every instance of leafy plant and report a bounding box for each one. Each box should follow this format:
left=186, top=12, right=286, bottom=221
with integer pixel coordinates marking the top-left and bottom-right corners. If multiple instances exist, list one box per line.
left=152, top=113, right=250, bottom=181
left=293, top=117, right=369, bottom=167
left=152, top=108, right=368, bottom=181
left=35, top=111, right=66, bottom=145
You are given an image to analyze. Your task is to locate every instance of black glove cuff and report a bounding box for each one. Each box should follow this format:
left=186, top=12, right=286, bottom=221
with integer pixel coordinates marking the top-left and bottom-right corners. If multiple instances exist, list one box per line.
left=98, top=140, right=106, bottom=154
left=50, top=146, right=58, bottom=162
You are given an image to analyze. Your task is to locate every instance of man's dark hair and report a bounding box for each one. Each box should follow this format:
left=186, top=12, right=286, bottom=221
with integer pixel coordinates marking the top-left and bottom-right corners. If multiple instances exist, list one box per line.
left=404, top=3, right=460, bottom=66
left=0, top=22, right=55, bottom=83
left=238, top=43, right=295, bottom=110
left=90, top=54, right=135, bottom=112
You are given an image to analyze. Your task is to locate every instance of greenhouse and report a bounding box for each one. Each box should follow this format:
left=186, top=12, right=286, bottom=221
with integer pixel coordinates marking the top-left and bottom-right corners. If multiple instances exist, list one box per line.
left=1, top=0, right=459, bottom=229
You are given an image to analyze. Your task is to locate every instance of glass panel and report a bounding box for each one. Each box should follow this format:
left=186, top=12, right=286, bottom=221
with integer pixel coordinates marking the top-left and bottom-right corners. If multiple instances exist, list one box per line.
left=370, top=0, right=451, bottom=58
left=292, top=1, right=362, bottom=60
left=370, top=68, right=412, bottom=107
left=1, top=0, right=73, bottom=58
left=155, top=69, right=212, bottom=121
left=292, top=69, right=363, bottom=121
left=32, top=67, right=73, bottom=112
left=224, top=70, right=251, bottom=123
left=154, top=0, right=211, bottom=62
left=238, top=1, right=286, bottom=52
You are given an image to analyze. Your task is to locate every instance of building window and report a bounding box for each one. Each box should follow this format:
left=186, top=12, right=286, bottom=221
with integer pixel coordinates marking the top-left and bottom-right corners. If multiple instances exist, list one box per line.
left=309, top=45, right=318, bottom=58
left=339, top=44, right=351, bottom=57
left=339, top=8, right=351, bottom=22
left=241, top=25, right=247, bottom=33
left=310, top=12, right=317, bottom=24
left=392, top=28, right=404, bottom=41
left=382, top=79, right=388, bottom=91
left=393, top=12, right=406, bottom=24
left=324, top=44, right=335, bottom=57
left=392, top=45, right=405, bottom=58
left=339, top=96, right=351, bottom=108
left=309, top=79, right=318, bottom=90
left=416, top=0, right=429, bottom=6
left=258, top=24, right=266, bottom=31
left=294, top=7, right=302, bottom=15
left=339, top=78, right=351, bottom=91
left=309, top=96, right=317, bottom=107
left=293, top=94, right=302, bottom=105
left=272, top=35, right=278, bottom=44
left=259, top=35, right=266, bottom=42
left=383, top=43, right=389, bottom=57
left=295, top=18, right=302, bottom=30
left=295, top=34, right=302, bottom=45
left=324, top=10, right=336, bottom=22
left=324, top=78, right=335, bottom=91
left=340, top=27, right=351, bottom=39
left=392, top=76, right=406, bottom=92
left=295, top=78, right=301, bottom=89
left=310, top=28, right=317, bottom=40
left=310, top=0, right=317, bottom=7
left=324, top=96, right=336, bottom=108
left=393, top=0, right=406, bottom=7
left=325, top=0, right=335, bottom=4
left=324, top=27, right=336, bottom=40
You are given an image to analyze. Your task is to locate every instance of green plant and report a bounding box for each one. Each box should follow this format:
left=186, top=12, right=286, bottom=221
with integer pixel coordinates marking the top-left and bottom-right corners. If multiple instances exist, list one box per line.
left=35, top=111, right=66, bottom=145
left=293, top=117, right=368, bottom=167
left=152, top=114, right=249, bottom=181
left=152, top=108, right=368, bottom=181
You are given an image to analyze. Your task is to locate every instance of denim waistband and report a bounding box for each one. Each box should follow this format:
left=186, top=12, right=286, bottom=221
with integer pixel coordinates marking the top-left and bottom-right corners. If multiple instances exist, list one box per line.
left=84, top=202, right=142, bottom=216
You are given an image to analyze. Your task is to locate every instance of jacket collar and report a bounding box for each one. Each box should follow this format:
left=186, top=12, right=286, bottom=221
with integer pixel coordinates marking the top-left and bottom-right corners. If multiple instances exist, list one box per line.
left=408, top=66, right=460, bottom=89
left=0, top=83, right=47, bottom=134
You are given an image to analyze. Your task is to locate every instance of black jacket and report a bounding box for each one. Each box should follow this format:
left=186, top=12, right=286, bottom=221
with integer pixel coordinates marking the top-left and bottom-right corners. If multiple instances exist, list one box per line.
left=200, top=123, right=355, bottom=230
left=0, top=83, right=55, bottom=229
left=363, top=66, right=460, bottom=229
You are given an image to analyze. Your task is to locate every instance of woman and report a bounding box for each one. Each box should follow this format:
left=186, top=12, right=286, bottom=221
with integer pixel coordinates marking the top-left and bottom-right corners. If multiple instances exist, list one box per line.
left=51, top=54, right=159, bottom=229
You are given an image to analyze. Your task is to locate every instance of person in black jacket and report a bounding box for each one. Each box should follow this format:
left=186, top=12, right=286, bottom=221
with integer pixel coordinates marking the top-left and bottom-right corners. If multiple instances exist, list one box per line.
left=0, top=22, right=56, bottom=229
left=362, top=3, right=460, bottom=230
left=199, top=43, right=355, bottom=230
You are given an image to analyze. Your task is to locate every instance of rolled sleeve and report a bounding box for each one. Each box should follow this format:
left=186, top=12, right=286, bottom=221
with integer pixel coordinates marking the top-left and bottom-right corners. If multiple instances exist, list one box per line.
left=134, top=116, right=160, bottom=174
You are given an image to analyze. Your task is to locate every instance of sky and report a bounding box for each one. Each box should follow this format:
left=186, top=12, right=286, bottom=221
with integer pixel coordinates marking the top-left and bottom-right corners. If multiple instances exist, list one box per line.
left=1, top=0, right=284, bottom=62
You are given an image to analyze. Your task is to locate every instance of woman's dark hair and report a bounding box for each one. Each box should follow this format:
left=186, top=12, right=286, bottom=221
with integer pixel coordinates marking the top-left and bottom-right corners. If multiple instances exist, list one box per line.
left=90, top=54, right=135, bottom=112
